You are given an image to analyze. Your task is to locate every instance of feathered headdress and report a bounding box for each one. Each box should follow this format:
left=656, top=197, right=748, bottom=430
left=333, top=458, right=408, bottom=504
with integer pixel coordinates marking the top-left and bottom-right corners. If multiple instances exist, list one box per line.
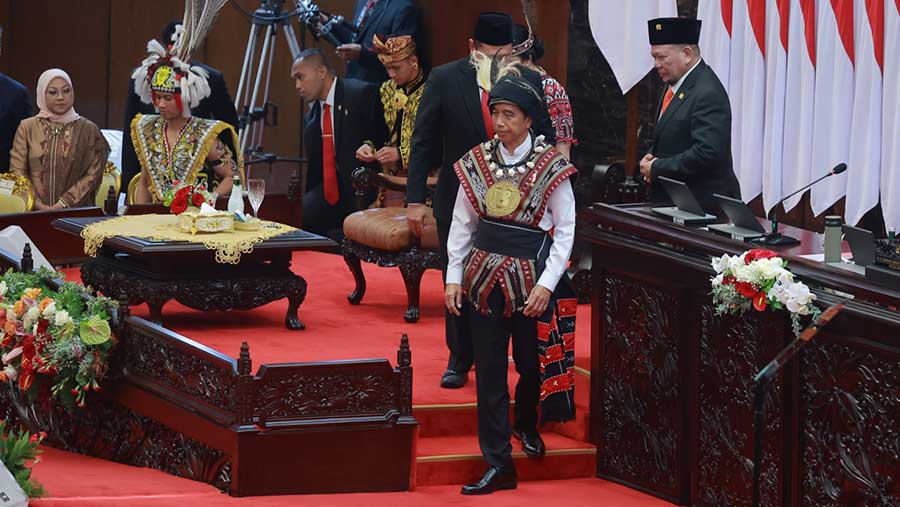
left=512, top=0, right=537, bottom=56
left=132, top=0, right=228, bottom=117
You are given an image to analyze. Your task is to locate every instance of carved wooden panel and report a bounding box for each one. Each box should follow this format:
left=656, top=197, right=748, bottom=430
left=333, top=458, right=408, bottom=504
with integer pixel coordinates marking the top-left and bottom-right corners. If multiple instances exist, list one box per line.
left=254, top=363, right=398, bottom=425
left=698, top=306, right=787, bottom=507
left=597, top=274, right=681, bottom=494
left=799, top=339, right=900, bottom=506
left=124, top=326, right=238, bottom=414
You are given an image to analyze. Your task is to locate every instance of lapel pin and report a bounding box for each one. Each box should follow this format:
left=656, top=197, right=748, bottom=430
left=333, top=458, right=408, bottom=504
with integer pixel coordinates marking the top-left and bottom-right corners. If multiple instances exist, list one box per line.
left=656, top=24, right=662, bottom=31
left=337, top=104, right=342, bottom=111
left=678, top=92, right=685, bottom=100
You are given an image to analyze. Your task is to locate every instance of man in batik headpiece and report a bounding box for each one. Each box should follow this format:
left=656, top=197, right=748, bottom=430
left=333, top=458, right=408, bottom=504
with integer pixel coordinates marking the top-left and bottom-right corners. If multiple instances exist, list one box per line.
left=356, top=33, right=433, bottom=207
left=130, top=0, right=244, bottom=204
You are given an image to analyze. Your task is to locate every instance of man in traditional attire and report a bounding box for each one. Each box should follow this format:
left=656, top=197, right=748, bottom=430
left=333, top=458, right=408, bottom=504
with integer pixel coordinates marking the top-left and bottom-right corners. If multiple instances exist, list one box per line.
left=446, top=73, right=577, bottom=495
left=130, top=3, right=243, bottom=204
left=294, top=49, right=387, bottom=235
left=0, top=25, right=32, bottom=173
left=639, top=17, right=741, bottom=213
left=405, top=11, right=556, bottom=390
left=355, top=34, right=430, bottom=207
left=334, top=0, right=419, bottom=84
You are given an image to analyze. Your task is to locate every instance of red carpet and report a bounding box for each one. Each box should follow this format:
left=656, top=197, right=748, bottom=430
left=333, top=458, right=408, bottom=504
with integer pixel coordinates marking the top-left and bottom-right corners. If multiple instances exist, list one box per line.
left=41, top=252, right=671, bottom=505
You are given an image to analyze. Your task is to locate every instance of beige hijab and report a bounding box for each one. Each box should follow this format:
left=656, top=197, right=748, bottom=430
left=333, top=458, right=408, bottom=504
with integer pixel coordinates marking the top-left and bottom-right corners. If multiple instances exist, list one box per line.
left=36, top=68, right=81, bottom=124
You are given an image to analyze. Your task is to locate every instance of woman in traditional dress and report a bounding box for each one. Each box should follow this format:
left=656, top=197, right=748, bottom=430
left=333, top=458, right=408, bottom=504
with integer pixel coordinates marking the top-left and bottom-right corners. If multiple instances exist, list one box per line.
left=512, top=24, right=576, bottom=160
left=10, top=69, right=109, bottom=210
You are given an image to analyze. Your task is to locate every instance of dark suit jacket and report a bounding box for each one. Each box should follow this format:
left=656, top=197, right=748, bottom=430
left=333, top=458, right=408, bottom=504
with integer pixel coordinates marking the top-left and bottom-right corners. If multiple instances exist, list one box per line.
left=344, top=0, right=418, bottom=84
left=121, top=63, right=238, bottom=189
left=649, top=60, right=741, bottom=212
left=0, top=73, right=32, bottom=173
left=304, top=77, right=387, bottom=214
left=405, top=57, right=556, bottom=226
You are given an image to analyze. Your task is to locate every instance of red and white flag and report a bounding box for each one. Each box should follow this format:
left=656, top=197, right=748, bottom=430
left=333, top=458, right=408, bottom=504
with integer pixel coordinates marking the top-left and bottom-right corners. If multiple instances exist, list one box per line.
left=881, top=0, right=900, bottom=232
left=811, top=0, right=854, bottom=216
left=762, top=0, right=790, bottom=213
left=781, top=0, right=817, bottom=212
left=845, top=0, right=884, bottom=226
left=730, top=0, right=767, bottom=202
left=698, top=0, right=734, bottom=92
left=588, top=0, right=679, bottom=93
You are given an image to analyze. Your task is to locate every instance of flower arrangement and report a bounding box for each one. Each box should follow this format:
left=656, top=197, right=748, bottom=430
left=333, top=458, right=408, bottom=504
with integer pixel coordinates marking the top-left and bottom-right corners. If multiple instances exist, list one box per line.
left=0, top=420, right=45, bottom=498
left=0, top=269, right=116, bottom=409
left=163, top=180, right=215, bottom=215
left=711, top=249, right=821, bottom=336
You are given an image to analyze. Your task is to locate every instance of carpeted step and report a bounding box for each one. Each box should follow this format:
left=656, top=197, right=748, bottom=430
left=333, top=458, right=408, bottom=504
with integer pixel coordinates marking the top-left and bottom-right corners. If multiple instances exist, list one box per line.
left=415, top=433, right=596, bottom=487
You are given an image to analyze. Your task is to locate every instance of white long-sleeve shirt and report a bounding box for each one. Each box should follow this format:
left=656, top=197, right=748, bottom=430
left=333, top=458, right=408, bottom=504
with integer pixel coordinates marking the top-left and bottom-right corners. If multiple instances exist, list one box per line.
left=446, top=134, right=576, bottom=292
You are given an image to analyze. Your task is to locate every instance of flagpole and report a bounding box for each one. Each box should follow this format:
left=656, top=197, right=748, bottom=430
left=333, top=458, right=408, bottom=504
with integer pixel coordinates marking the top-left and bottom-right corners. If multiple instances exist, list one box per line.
left=620, top=88, right=643, bottom=203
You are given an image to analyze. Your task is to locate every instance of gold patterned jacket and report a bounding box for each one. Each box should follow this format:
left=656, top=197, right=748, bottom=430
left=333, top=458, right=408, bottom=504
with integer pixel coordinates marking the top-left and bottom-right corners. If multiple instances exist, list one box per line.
left=379, top=75, right=426, bottom=175
left=130, top=114, right=244, bottom=201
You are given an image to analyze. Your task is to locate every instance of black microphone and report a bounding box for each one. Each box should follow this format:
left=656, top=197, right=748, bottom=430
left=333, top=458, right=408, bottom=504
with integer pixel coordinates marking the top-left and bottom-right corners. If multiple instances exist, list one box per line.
left=752, top=163, right=848, bottom=247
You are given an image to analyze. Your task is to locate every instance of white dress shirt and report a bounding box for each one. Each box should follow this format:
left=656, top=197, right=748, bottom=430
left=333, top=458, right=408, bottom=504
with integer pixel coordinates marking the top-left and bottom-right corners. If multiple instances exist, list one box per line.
left=319, top=77, right=337, bottom=135
left=669, top=57, right=702, bottom=96
left=446, top=133, right=576, bottom=292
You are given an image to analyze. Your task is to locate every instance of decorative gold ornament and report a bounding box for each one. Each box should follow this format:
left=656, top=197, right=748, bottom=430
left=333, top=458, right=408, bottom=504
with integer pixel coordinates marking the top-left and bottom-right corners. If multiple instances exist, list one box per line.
left=485, top=180, right=522, bottom=217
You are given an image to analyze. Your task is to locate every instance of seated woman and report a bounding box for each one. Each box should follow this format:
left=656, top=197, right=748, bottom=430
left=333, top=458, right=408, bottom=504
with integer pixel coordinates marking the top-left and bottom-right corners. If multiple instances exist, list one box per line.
left=130, top=39, right=243, bottom=204
left=10, top=69, right=109, bottom=210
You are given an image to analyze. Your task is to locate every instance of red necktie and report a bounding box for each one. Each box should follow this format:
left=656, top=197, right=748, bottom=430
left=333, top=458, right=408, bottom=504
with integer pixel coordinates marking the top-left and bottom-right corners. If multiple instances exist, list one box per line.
left=321, top=103, right=339, bottom=205
left=480, top=89, right=495, bottom=140
left=660, top=87, right=675, bottom=118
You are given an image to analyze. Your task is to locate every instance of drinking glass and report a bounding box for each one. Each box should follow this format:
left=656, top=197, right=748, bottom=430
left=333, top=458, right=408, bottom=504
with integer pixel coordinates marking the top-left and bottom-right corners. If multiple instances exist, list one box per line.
left=247, top=179, right=265, bottom=218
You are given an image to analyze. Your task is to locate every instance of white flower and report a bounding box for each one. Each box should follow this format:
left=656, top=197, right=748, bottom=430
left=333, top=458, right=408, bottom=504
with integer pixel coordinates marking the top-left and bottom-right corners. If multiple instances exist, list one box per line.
left=54, top=310, right=72, bottom=327
left=23, top=305, right=41, bottom=328
left=712, top=273, right=724, bottom=286
left=2, top=365, right=17, bottom=381
left=711, top=254, right=731, bottom=274
left=783, top=281, right=815, bottom=314
left=42, top=301, right=57, bottom=319
left=0, top=281, right=6, bottom=297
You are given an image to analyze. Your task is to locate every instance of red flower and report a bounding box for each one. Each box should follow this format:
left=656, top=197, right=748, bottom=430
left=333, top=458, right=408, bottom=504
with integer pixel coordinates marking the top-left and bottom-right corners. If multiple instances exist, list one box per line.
left=175, top=186, right=192, bottom=199
left=734, top=281, right=759, bottom=299
left=29, top=434, right=39, bottom=444
left=191, top=192, right=205, bottom=207
left=744, top=249, right=779, bottom=265
left=170, top=194, right=188, bottom=214
left=752, top=291, right=768, bottom=311
left=723, top=275, right=736, bottom=286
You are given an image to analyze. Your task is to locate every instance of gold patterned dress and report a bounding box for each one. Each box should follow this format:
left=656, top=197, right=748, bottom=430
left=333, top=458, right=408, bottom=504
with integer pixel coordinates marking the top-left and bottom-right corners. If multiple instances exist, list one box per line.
left=375, top=73, right=432, bottom=207
left=10, top=117, right=109, bottom=208
left=130, top=114, right=243, bottom=201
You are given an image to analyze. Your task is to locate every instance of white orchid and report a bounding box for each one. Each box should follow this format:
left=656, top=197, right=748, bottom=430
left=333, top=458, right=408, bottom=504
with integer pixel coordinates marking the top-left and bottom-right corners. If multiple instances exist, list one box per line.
left=712, top=273, right=724, bottom=286
left=711, top=254, right=732, bottom=273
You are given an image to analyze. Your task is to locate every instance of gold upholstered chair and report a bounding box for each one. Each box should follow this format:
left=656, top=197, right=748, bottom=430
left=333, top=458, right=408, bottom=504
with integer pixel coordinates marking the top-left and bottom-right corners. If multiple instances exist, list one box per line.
left=95, top=161, right=122, bottom=208
left=341, top=167, right=441, bottom=323
left=0, top=174, right=34, bottom=214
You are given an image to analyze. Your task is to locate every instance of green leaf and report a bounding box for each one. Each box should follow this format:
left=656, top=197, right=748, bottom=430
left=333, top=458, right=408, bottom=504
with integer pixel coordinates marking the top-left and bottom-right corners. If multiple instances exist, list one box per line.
left=79, top=315, right=112, bottom=345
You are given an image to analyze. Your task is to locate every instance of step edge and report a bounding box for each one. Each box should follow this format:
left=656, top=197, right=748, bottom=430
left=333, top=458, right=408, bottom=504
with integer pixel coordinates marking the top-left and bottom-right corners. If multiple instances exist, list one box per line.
left=417, top=447, right=595, bottom=463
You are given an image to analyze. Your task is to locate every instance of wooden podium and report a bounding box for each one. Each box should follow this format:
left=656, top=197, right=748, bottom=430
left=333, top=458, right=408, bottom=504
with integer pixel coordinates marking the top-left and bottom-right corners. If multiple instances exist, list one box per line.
left=579, top=203, right=899, bottom=507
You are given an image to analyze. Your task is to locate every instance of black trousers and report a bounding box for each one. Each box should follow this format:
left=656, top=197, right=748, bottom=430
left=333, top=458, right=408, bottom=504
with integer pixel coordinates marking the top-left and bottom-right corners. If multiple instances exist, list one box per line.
left=437, top=220, right=473, bottom=373
left=469, top=287, right=540, bottom=471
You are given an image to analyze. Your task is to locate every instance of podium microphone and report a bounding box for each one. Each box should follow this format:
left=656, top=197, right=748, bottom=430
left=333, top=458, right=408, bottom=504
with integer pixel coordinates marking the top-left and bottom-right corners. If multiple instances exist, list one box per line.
left=753, top=163, right=848, bottom=247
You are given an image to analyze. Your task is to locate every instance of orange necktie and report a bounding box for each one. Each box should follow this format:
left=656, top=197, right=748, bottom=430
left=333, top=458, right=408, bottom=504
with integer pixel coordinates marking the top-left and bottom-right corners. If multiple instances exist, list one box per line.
left=321, top=103, right=339, bottom=205
left=480, top=89, right=495, bottom=139
left=660, top=87, right=675, bottom=118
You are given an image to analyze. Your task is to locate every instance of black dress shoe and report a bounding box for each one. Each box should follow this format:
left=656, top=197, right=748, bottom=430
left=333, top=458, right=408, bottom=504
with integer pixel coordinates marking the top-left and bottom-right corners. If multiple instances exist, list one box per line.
left=461, top=466, right=517, bottom=495
left=440, top=369, right=467, bottom=388
left=513, top=428, right=546, bottom=457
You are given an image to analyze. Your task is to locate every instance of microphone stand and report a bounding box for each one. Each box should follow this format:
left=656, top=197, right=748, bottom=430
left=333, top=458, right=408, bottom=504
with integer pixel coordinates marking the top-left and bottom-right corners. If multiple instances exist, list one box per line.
left=753, top=166, right=847, bottom=248
left=750, top=302, right=845, bottom=507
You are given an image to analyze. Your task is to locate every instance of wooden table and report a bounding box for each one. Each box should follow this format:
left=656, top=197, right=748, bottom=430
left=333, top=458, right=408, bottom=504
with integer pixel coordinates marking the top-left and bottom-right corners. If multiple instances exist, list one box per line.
left=53, top=216, right=335, bottom=330
left=578, top=203, right=899, bottom=506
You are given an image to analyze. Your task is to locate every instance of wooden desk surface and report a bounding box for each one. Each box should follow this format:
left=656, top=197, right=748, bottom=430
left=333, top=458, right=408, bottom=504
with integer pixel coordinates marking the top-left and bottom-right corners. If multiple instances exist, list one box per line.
left=579, top=203, right=899, bottom=309
left=52, top=216, right=335, bottom=259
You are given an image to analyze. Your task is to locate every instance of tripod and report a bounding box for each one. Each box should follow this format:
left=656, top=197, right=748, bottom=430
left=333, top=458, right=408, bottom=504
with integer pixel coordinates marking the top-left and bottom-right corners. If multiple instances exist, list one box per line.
left=234, top=0, right=303, bottom=157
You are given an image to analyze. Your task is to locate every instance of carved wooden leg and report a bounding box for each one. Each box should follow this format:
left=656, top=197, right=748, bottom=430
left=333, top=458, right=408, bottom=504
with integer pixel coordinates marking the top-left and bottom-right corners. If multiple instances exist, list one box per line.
left=343, top=251, right=367, bottom=305
left=399, top=258, right=425, bottom=323
left=147, top=298, right=166, bottom=326
left=285, top=275, right=308, bottom=330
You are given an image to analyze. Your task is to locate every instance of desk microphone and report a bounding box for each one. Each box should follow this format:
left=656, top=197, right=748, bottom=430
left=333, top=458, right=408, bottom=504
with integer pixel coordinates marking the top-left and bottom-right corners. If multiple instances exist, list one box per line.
left=753, top=163, right=848, bottom=247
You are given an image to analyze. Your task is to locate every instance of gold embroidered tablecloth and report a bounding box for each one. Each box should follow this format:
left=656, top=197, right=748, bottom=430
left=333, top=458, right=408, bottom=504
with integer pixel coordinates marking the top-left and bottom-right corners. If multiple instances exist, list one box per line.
left=80, top=214, right=297, bottom=264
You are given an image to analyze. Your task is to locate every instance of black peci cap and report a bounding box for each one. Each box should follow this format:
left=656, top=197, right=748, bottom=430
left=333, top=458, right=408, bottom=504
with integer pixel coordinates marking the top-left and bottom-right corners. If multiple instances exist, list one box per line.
left=474, top=12, right=513, bottom=46
left=648, top=17, right=702, bottom=45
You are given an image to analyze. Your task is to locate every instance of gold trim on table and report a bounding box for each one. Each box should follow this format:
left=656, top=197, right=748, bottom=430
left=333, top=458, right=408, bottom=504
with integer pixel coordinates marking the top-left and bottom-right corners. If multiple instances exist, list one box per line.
left=80, top=214, right=296, bottom=264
